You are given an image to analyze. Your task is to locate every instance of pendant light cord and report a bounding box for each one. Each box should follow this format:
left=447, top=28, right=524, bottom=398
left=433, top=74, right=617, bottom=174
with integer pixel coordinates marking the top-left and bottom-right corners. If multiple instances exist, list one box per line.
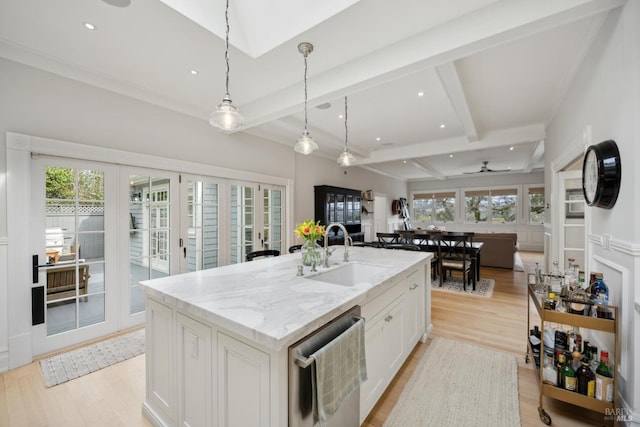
left=224, top=0, right=230, bottom=96
left=344, top=96, right=348, bottom=150
left=303, top=54, right=309, bottom=132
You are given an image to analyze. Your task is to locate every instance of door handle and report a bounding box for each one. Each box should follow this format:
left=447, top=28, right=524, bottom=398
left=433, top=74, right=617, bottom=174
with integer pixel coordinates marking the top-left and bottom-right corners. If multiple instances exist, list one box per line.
left=32, top=255, right=38, bottom=284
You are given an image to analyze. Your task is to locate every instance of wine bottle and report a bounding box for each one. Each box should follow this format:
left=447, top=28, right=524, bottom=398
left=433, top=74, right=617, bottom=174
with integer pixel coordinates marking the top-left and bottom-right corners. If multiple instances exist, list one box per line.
left=562, top=352, right=577, bottom=392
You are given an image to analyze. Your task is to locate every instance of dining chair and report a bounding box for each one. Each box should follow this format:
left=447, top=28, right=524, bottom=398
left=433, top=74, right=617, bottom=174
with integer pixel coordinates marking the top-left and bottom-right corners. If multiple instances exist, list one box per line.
left=439, top=233, right=474, bottom=290
left=376, top=232, right=400, bottom=248
left=246, top=249, right=280, bottom=261
left=288, top=245, right=303, bottom=253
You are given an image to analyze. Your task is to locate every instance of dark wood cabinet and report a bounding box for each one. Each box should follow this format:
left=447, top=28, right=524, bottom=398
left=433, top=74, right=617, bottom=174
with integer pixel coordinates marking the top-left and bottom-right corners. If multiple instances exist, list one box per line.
left=314, top=185, right=364, bottom=245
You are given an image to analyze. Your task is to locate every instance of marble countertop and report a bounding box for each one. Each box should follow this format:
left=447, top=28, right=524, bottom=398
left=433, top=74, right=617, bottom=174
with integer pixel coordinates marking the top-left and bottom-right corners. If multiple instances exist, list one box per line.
left=140, top=246, right=431, bottom=351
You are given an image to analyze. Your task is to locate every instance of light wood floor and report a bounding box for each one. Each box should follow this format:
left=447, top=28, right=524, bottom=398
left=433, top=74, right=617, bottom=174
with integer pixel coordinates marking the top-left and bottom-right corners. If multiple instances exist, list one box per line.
left=0, top=252, right=605, bottom=426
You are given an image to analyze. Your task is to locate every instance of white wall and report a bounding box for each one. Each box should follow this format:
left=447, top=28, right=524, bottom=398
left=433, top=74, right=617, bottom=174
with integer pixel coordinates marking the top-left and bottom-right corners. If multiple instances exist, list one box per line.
left=0, top=57, right=408, bottom=370
left=545, top=3, right=639, bottom=420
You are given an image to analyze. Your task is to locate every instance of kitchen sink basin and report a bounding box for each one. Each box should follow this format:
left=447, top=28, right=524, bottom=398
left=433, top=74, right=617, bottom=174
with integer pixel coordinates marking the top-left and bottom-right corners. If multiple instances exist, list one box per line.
left=305, top=262, right=388, bottom=286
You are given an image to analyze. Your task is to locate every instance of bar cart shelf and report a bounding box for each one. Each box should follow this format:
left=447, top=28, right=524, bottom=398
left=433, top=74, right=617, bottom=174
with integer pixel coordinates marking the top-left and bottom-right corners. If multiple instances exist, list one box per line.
left=526, top=284, right=619, bottom=425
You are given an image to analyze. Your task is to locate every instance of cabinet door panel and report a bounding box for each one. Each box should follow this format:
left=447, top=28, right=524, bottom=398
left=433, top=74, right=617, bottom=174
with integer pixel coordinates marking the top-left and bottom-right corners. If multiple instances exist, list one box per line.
left=218, top=332, right=270, bottom=427
left=146, top=299, right=175, bottom=425
left=385, top=298, right=405, bottom=375
left=177, top=314, right=212, bottom=427
left=360, top=314, right=386, bottom=421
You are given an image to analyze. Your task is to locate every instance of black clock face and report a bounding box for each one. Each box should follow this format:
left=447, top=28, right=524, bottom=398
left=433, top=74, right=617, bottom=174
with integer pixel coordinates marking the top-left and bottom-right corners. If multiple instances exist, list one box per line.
left=581, top=140, right=621, bottom=209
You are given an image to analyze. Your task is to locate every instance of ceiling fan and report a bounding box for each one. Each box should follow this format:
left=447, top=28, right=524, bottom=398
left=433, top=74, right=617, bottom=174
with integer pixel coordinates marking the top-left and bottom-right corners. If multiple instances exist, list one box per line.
left=464, top=161, right=511, bottom=174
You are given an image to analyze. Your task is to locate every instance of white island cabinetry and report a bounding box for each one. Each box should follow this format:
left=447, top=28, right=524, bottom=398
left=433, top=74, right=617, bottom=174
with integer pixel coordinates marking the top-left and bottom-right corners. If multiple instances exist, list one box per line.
left=141, top=247, right=431, bottom=427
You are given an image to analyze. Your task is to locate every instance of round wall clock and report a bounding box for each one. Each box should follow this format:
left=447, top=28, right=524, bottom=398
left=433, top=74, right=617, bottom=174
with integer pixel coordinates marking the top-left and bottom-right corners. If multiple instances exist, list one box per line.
left=582, top=139, right=621, bottom=209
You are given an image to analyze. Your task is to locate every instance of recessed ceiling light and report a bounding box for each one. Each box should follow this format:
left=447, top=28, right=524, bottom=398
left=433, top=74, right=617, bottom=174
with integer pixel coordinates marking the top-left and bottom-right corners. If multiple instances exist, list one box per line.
left=449, top=154, right=454, bottom=158
left=338, top=114, right=343, bottom=119
left=440, top=124, right=446, bottom=128
left=418, top=91, right=424, bottom=97
left=376, top=137, right=381, bottom=141
left=190, top=69, right=198, bottom=75
left=509, top=146, right=514, bottom=151
left=508, top=166, right=512, bottom=170
left=83, top=22, right=96, bottom=30
left=403, top=160, right=407, bottom=164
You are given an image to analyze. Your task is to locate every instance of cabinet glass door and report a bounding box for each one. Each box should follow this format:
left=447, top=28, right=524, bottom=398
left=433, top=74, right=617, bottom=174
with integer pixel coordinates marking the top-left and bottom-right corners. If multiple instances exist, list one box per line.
left=346, top=195, right=354, bottom=223
left=336, top=194, right=345, bottom=223
left=326, top=193, right=335, bottom=223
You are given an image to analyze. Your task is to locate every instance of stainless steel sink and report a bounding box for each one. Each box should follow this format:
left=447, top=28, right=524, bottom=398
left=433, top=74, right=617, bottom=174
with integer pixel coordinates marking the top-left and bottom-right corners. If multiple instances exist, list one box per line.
left=305, top=262, right=388, bottom=286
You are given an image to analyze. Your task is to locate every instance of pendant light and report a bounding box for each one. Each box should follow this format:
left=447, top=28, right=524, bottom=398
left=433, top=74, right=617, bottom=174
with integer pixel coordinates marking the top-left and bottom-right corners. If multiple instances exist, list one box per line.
left=337, top=96, right=357, bottom=167
left=294, top=42, right=319, bottom=155
left=209, top=0, right=243, bottom=131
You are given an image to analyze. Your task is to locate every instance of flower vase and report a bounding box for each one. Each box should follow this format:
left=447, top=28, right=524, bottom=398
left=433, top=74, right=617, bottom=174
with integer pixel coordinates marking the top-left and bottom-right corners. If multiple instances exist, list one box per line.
left=301, top=240, right=322, bottom=267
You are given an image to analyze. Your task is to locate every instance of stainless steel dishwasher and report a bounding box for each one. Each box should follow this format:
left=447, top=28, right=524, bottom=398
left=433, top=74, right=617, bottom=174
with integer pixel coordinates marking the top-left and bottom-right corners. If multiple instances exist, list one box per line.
left=288, top=306, right=363, bottom=427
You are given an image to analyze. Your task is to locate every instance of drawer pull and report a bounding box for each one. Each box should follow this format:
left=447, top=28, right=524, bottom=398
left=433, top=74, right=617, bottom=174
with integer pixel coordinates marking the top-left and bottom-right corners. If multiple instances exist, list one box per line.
left=384, top=315, right=393, bottom=322
left=409, top=283, right=418, bottom=290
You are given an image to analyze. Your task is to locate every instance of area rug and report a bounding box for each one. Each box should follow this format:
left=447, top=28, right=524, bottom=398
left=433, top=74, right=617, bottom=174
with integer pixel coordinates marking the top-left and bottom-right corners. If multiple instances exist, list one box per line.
left=384, top=337, right=520, bottom=427
left=40, top=328, right=145, bottom=387
left=431, top=276, right=494, bottom=297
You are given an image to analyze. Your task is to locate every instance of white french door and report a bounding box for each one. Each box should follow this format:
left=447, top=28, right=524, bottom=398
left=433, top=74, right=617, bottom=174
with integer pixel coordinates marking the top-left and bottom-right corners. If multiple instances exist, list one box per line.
left=30, top=157, right=117, bottom=355
left=123, top=169, right=179, bottom=327
left=179, top=174, right=224, bottom=272
left=229, top=182, right=284, bottom=264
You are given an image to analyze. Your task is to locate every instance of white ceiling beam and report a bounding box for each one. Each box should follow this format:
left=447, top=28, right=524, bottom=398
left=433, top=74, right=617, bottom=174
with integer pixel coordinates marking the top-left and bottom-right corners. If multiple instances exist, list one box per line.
left=435, top=62, right=479, bottom=142
left=409, top=159, right=446, bottom=181
left=356, top=124, right=546, bottom=165
left=522, top=140, right=545, bottom=173
left=236, top=0, right=625, bottom=131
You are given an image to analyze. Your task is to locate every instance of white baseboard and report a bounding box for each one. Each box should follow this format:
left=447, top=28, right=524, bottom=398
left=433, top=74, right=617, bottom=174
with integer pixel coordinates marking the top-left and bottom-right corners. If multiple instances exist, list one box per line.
left=8, top=332, right=32, bottom=369
left=0, top=346, right=8, bottom=373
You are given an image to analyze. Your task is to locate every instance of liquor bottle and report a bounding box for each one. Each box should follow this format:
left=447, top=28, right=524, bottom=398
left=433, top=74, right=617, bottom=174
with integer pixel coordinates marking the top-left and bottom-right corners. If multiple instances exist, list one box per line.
left=564, top=258, right=576, bottom=290
left=576, top=358, right=595, bottom=397
left=589, top=273, right=609, bottom=305
left=556, top=352, right=566, bottom=389
left=549, top=261, right=563, bottom=294
left=562, top=352, right=577, bottom=392
left=568, top=326, right=582, bottom=354
left=595, top=351, right=614, bottom=402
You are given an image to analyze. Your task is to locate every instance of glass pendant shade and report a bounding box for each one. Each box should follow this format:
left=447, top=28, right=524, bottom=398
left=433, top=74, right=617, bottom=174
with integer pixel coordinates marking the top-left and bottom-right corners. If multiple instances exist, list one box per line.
left=337, top=95, right=356, bottom=166
left=210, top=0, right=243, bottom=131
left=294, top=130, right=319, bottom=155
left=337, top=149, right=356, bottom=167
left=209, top=94, right=243, bottom=131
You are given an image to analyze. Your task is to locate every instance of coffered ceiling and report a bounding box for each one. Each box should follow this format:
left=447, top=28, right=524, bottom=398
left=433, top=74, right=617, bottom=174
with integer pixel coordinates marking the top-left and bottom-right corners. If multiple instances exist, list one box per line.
left=0, top=0, right=625, bottom=180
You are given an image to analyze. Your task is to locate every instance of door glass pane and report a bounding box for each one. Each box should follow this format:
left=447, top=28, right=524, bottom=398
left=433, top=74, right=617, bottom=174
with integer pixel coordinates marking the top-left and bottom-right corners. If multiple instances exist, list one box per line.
left=231, top=185, right=254, bottom=264
left=263, top=188, right=282, bottom=252
left=129, top=175, right=170, bottom=314
left=45, top=167, right=106, bottom=336
left=186, top=180, right=219, bottom=271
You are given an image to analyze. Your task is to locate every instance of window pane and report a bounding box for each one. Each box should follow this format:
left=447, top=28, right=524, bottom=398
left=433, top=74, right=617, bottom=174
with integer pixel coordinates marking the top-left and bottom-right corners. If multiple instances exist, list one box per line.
left=491, top=194, right=517, bottom=223
left=435, top=197, right=455, bottom=222
left=465, top=196, right=487, bottom=222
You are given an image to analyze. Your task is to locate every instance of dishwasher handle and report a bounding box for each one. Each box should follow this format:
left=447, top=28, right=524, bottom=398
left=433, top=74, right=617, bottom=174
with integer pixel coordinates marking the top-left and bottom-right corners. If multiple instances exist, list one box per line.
left=294, top=314, right=364, bottom=368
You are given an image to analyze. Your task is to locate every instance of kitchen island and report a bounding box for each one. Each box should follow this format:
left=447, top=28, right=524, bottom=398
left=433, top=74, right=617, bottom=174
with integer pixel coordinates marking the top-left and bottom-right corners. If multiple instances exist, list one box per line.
left=140, top=246, right=432, bottom=427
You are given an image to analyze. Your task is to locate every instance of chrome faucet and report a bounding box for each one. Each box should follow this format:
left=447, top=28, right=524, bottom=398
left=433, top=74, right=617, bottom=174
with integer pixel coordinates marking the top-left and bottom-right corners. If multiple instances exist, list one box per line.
left=324, top=222, right=350, bottom=267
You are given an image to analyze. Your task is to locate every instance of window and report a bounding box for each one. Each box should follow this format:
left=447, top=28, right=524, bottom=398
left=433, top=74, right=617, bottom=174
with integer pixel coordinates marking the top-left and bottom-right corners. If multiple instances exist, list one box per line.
left=465, top=188, right=517, bottom=223
left=412, top=191, right=456, bottom=222
left=528, top=186, right=545, bottom=224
